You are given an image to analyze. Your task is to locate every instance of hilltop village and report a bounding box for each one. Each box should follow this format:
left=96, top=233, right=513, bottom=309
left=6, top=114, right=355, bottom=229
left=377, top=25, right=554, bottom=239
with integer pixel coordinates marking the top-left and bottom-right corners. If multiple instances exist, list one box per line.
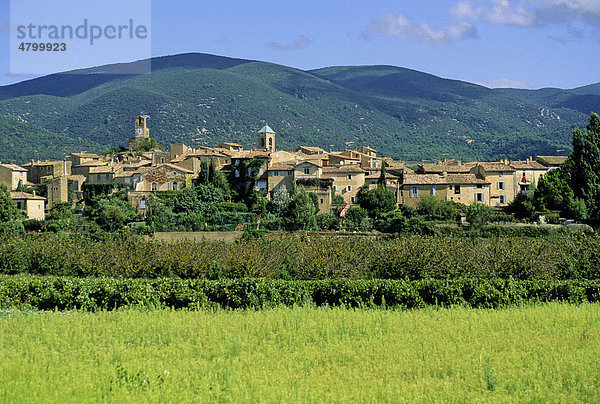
left=0, top=115, right=566, bottom=221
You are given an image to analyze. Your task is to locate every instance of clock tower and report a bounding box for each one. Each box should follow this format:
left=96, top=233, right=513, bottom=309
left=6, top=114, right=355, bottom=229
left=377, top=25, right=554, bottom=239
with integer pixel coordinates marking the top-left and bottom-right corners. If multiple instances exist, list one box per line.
left=129, top=115, right=151, bottom=151
left=135, top=115, right=150, bottom=139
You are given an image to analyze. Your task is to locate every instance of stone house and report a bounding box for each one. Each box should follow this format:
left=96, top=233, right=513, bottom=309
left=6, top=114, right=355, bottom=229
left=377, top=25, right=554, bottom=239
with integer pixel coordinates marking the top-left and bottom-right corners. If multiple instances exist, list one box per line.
left=0, top=163, right=28, bottom=190
left=10, top=192, right=46, bottom=220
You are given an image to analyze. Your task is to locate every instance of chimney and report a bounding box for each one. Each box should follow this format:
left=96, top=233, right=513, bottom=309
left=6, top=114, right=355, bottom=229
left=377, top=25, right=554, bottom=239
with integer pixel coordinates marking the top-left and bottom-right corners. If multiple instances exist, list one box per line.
left=33, top=190, right=36, bottom=197
left=63, top=160, right=67, bottom=177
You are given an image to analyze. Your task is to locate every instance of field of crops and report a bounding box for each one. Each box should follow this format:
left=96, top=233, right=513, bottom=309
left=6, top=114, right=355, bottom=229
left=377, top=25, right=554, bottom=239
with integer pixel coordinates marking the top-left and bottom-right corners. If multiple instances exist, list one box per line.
left=0, top=303, right=598, bottom=403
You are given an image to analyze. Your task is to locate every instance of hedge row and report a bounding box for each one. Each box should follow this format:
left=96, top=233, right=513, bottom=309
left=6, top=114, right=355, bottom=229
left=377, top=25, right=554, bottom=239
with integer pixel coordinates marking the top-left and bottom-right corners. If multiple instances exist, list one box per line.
left=1, top=275, right=599, bottom=311
left=2, top=233, right=600, bottom=281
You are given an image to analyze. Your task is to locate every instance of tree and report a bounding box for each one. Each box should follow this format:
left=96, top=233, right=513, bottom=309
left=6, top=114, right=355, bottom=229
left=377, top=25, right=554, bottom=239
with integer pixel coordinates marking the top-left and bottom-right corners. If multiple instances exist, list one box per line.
left=377, top=161, right=387, bottom=187
left=48, top=202, right=74, bottom=221
left=416, top=195, right=464, bottom=221
left=344, top=206, right=368, bottom=231
left=272, top=186, right=292, bottom=214
left=356, top=185, right=396, bottom=218
left=533, top=112, right=600, bottom=219
left=466, top=203, right=492, bottom=228
left=286, top=188, right=317, bottom=230
left=0, top=185, right=24, bottom=223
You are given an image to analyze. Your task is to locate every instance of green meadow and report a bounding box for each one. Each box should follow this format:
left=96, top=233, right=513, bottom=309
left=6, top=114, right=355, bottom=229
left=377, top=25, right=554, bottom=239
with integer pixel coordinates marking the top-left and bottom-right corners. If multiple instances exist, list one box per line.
left=1, top=303, right=598, bottom=403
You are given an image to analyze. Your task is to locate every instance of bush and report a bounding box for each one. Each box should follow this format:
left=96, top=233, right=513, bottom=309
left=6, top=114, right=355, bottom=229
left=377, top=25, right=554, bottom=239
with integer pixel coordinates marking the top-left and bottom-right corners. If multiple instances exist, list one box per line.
left=0, top=275, right=598, bottom=311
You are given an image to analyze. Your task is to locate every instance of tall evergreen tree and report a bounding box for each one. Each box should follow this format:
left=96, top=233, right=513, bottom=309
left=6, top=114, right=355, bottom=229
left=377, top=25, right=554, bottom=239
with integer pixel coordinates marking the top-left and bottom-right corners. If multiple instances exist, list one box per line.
left=377, top=161, right=387, bottom=188
left=582, top=113, right=600, bottom=216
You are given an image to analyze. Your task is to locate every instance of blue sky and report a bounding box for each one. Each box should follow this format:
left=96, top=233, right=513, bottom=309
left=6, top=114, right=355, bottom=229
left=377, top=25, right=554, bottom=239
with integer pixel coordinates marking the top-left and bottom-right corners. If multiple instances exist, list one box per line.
left=1, top=0, right=599, bottom=89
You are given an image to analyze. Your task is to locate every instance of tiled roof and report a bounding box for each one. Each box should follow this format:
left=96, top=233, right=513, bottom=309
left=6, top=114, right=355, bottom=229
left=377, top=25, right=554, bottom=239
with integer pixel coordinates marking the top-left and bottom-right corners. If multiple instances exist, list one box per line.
left=258, top=124, right=275, bottom=133
left=268, top=162, right=295, bottom=171
left=89, top=165, right=122, bottom=174
left=322, top=166, right=366, bottom=174
left=0, top=163, right=27, bottom=171
left=66, top=175, right=86, bottom=181
left=403, top=174, right=489, bottom=185
left=536, top=156, right=567, bottom=166
left=22, top=160, right=65, bottom=167
left=473, top=162, right=515, bottom=172
left=297, top=146, right=326, bottom=153
left=509, top=161, right=547, bottom=170
left=10, top=192, right=45, bottom=200
left=418, top=162, right=475, bottom=173
left=329, top=153, right=360, bottom=160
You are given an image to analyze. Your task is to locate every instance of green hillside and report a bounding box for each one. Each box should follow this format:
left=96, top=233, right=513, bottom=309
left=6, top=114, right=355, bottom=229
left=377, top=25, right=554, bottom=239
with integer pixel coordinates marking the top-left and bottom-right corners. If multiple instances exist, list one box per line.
left=0, top=53, right=597, bottom=163
left=0, top=115, right=103, bottom=164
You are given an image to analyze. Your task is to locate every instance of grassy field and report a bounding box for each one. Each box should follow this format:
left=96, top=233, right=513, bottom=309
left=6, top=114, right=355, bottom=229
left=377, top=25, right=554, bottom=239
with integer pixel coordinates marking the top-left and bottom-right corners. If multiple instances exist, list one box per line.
left=0, top=304, right=599, bottom=403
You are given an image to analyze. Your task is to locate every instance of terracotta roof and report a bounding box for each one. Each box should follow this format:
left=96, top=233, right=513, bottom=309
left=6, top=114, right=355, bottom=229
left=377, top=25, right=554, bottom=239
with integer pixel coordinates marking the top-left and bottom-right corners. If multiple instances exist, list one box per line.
left=509, top=161, right=547, bottom=170
left=403, top=174, right=489, bottom=185
left=473, top=162, right=515, bottom=172
left=0, top=163, right=27, bottom=172
left=322, top=166, right=366, bottom=174
left=329, top=153, right=360, bottom=160
left=66, top=175, right=86, bottom=181
left=268, top=162, right=295, bottom=171
left=22, top=160, right=65, bottom=167
left=73, top=161, right=108, bottom=167
left=219, top=142, right=243, bottom=148
left=89, top=165, right=122, bottom=174
left=418, top=162, right=475, bottom=173
left=536, top=156, right=567, bottom=166
left=71, top=152, right=101, bottom=158
left=10, top=192, right=45, bottom=200
left=296, top=146, right=326, bottom=154
left=218, top=149, right=271, bottom=159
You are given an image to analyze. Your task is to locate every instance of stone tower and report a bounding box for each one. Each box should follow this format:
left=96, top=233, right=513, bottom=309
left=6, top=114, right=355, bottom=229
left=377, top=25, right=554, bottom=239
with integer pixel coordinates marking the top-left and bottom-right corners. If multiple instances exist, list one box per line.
left=257, top=124, right=275, bottom=152
left=129, top=115, right=151, bottom=151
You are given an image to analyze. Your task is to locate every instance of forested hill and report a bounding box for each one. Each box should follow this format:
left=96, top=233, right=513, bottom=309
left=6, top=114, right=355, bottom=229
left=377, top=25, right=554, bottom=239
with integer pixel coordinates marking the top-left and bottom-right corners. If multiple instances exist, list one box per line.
left=0, top=52, right=597, bottom=164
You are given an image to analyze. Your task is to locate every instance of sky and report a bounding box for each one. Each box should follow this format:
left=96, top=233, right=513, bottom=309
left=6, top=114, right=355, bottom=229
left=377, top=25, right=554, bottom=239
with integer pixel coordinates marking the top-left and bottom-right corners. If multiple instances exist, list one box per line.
left=0, top=0, right=599, bottom=89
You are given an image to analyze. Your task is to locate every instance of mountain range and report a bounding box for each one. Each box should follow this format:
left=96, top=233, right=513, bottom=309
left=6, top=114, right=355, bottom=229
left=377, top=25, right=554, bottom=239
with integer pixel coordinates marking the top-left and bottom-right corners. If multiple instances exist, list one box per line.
left=0, top=52, right=598, bottom=164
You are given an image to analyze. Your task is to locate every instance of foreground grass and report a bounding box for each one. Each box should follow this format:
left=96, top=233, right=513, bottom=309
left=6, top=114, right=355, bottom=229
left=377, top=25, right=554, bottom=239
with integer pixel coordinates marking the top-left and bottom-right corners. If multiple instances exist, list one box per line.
left=0, top=304, right=599, bottom=403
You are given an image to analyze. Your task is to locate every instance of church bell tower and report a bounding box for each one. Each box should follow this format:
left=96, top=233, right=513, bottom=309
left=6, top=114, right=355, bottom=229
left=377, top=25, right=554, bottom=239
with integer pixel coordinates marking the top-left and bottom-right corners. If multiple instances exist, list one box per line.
left=257, top=124, right=275, bottom=152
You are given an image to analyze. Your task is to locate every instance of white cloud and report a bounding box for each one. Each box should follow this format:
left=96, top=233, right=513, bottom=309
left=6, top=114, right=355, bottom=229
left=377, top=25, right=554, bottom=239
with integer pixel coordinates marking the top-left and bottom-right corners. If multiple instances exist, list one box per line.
left=469, top=77, right=531, bottom=88
left=453, top=0, right=600, bottom=28
left=364, top=12, right=477, bottom=45
left=265, top=35, right=311, bottom=51
left=452, top=0, right=536, bottom=27
left=445, top=21, right=479, bottom=39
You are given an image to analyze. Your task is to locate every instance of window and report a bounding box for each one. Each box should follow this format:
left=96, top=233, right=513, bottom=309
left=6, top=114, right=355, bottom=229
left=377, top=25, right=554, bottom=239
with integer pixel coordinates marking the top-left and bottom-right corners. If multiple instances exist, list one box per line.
left=347, top=185, right=352, bottom=192
left=172, top=171, right=178, bottom=176
left=320, top=198, right=324, bottom=204
left=96, top=174, right=101, bottom=182
left=475, top=193, right=485, bottom=202
left=235, top=170, right=240, bottom=178
left=259, top=168, right=264, bottom=175
left=140, top=200, right=146, bottom=209
left=287, top=171, right=293, bottom=176
left=475, top=184, right=484, bottom=189
left=247, top=167, right=252, bottom=176
left=500, top=195, right=506, bottom=204
left=499, top=172, right=503, bottom=177
left=454, top=185, right=461, bottom=194
left=105, top=174, right=110, bottom=181
left=351, top=197, right=356, bottom=203
left=125, top=177, right=131, bottom=184
left=430, top=186, right=436, bottom=196
left=151, top=182, right=158, bottom=191
left=410, top=186, right=419, bottom=198
left=272, top=171, right=279, bottom=177
left=304, top=168, right=310, bottom=175
left=172, top=182, right=180, bottom=190
left=347, top=174, right=353, bottom=180
left=497, top=182, right=505, bottom=190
